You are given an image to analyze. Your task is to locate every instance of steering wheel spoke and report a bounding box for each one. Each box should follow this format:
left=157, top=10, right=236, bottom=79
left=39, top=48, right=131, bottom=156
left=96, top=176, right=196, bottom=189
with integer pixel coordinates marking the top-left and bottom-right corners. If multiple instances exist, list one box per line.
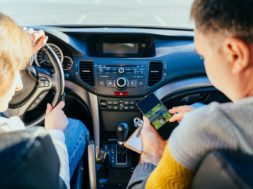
left=5, top=85, right=50, bottom=117
left=36, top=67, right=54, bottom=90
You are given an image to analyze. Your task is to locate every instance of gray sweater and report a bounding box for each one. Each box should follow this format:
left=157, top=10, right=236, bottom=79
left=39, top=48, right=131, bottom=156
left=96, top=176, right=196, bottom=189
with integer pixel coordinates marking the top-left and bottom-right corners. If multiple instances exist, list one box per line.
left=127, top=97, right=253, bottom=188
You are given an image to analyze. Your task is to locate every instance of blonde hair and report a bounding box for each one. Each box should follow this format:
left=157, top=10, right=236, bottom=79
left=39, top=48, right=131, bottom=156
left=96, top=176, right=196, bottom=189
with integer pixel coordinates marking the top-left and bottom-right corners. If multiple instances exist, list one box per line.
left=0, top=12, right=32, bottom=96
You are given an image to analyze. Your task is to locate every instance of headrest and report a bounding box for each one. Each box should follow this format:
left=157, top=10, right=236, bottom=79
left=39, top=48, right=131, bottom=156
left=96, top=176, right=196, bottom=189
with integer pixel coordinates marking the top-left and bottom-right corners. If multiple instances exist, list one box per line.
left=0, top=127, right=64, bottom=189
left=192, top=150, right=253, bottom=189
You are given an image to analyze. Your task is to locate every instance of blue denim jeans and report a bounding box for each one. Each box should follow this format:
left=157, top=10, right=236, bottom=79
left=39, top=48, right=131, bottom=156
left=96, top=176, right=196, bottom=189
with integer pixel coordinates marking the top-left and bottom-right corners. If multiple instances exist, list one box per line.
left=64, top=118, right=89, bottom=178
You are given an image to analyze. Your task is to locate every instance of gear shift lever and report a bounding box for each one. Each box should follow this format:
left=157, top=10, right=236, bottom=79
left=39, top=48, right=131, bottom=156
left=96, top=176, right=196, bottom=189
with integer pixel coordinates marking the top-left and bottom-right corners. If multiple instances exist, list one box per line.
left=115, top=122, right=129, bottom=165
left=116, top=122, right=129, bottom=145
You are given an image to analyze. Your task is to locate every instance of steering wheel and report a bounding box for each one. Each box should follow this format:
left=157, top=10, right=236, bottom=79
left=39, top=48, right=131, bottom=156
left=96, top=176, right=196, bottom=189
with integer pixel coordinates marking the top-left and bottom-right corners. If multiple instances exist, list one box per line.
left=4, top=44, right=65, bottom=127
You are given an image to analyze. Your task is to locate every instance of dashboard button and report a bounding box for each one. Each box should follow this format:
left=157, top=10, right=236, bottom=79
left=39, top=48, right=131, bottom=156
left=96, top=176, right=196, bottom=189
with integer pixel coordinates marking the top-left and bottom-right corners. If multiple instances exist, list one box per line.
left=137, top=81, right=145, bottom=86
left=129, top=101, right=135, bottom=105
left=101, top=102, right=107, bottom=106
left=114, top=91, right=129, bottom=96
left=105, top=67, right=111, bottom=71
left=100, top=100, right=107, bottom=106
left=129, top=106, right=135, bottom=110
left=125, top=68, right=132, bottom=72
left=129, top=80, right=137, bottom=87
left=112, top=101, right=119, bottom=105
left=107, top=105, right=113, bottom=110
left=124, top=101, right=130, bottom=105
left=113, top=106, right=119, bottom=110
left=106, top=80, right=115, bottom=87
left=119, top=104, right=124, bottom=110
left=39, top=82, right=45, bottom=87
left=107, top=101, right=113, bottom=105
left=98, top=80, right=105, bottom=86
left=44, top=81, right=49, bottom=87
left=99, top=75, right=110, bottom=78
left=118, top=67, right=125, bottom=74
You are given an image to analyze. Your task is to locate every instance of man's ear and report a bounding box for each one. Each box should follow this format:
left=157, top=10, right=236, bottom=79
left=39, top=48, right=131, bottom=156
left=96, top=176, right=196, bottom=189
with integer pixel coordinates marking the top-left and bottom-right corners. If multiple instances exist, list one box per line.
left=222, top=37, right=250, bottom=74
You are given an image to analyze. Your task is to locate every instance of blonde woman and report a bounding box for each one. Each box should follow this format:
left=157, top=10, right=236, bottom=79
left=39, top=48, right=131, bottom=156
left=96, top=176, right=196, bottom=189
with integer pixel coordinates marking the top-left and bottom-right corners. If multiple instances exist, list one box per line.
left=0, top=12, right=89, bottom=189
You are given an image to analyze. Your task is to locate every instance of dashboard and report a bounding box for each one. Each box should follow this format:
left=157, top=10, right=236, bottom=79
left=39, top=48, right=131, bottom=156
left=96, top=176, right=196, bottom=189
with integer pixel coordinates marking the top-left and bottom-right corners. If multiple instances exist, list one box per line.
left=33, top=27, right=205, bottom=97
left=30, top=26, right=214, bottom=133
left=30, top=27, right=211, bottom=123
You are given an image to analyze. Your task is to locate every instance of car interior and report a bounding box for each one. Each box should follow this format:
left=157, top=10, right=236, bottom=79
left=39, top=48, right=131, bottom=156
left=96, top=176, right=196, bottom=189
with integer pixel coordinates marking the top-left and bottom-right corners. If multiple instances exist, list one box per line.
left=3, top=25, right=233, bottom=188
left=2, top=1, right=253, bottom=189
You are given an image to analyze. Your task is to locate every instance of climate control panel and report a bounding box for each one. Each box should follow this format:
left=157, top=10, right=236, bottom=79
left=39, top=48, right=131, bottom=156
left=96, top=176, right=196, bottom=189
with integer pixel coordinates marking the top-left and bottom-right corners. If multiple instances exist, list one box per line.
left=95, top=63, right=147, bottom=96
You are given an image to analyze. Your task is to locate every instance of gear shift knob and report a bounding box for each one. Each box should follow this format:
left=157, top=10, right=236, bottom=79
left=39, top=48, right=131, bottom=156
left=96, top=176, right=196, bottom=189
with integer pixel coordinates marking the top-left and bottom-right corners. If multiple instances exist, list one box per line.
left=116, top=122, right=129, bottom=145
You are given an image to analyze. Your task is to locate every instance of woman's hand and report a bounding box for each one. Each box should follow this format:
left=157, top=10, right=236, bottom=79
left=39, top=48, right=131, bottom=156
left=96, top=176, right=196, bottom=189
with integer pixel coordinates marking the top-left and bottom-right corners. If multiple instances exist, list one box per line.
left=24, top=28, right=48, bottom=55
left=169, top=105, right=193, bottom=123
left=45, top=101, right=68, bottom=131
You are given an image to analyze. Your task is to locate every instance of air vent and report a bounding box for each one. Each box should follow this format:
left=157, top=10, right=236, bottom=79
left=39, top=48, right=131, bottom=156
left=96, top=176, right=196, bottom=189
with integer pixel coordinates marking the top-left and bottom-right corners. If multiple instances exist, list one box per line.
left=148, top=62, right=163, bottom=86
left=80, top=61, right=95, bottom=86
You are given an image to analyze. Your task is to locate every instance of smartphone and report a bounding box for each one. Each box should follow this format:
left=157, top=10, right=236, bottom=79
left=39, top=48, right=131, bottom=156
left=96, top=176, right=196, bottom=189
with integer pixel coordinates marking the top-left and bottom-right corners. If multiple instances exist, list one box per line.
left=136, top=93, right=175, bottom=139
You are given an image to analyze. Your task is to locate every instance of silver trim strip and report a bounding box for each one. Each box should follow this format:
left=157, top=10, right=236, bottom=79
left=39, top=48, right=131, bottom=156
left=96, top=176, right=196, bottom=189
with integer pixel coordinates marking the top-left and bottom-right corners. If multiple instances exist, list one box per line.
left=154, top=77, right=213, bottom=100
left=65, top=81, right=100, bottom=156
left=88, top=141, right=97, bottom=189
left=88, top=92, right=100, bottom=156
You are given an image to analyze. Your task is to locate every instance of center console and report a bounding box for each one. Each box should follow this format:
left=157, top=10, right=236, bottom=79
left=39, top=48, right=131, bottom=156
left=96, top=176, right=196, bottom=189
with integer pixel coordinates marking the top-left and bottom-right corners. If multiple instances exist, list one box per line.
left=83, top=35, right=162, bottom=188
left=94, top=63, right=146, bottom=188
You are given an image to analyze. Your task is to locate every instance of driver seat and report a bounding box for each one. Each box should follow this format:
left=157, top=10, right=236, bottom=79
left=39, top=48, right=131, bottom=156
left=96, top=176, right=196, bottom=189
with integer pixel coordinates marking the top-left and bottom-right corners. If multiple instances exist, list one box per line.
left=191, top=149, right=253, bottom=189
left=0, top=127, right=66, bottom=189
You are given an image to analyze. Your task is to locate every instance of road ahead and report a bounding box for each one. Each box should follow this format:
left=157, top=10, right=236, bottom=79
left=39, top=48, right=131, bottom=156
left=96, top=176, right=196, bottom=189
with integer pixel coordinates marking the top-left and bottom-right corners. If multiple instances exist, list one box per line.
left=0, top=0, right=193, bottom=28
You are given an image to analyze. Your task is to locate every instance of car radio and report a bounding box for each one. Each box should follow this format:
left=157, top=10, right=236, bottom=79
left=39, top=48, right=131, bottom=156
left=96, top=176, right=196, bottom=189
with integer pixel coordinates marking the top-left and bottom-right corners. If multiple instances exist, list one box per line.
left=95, top=63, right=147, bottom=96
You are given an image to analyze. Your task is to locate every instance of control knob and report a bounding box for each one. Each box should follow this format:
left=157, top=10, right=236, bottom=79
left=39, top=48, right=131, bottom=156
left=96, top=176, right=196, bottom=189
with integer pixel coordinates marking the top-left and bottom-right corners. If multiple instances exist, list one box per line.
left=116, top=77, right=128, bottom=88
left=118, top=67, right=125, bottom=74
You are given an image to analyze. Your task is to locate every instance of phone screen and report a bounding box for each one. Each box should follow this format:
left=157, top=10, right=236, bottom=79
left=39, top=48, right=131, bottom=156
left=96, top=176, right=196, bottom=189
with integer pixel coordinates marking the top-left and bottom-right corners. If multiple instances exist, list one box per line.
left=136, top=93, right=174, bottom=139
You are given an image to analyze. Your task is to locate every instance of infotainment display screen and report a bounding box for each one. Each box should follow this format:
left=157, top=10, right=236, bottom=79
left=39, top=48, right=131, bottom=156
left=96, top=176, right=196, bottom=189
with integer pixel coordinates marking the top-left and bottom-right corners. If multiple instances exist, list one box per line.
left=87, top=35, right=155, bottom=57
left=102, top=43, right=139, bottom=54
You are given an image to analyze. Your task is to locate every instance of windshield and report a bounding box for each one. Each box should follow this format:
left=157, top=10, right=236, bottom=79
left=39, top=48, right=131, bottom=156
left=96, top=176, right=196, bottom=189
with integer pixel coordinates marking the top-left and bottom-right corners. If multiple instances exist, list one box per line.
left=1, top=0, right=193, bottom=28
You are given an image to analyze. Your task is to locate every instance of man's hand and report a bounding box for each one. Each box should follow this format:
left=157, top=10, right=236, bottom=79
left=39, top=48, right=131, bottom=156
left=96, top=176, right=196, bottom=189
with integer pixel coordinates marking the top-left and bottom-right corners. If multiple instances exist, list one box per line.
left=140, top=117, right=166, bottom=165
left=169, top=105, right=193, bottom=123
left=45, top=101, right=68, bottom=131
left=24, top=28, right=48, bottom=55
